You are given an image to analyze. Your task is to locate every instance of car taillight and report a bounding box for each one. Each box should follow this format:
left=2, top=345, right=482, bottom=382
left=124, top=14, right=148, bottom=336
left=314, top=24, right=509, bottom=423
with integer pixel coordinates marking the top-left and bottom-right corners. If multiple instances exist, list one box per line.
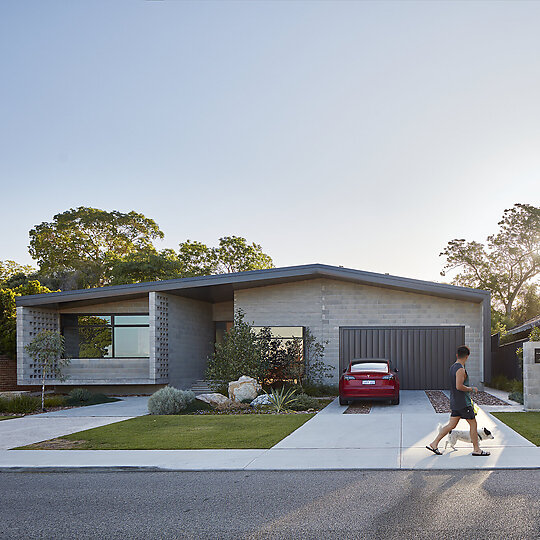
left=343, top=375, right=356, bottom=380
left=382, top=375, right=394, bottom=380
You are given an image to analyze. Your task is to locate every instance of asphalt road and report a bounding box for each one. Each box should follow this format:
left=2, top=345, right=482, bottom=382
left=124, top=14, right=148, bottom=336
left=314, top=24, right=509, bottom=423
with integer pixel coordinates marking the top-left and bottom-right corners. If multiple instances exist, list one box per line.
left=1, top=470, right=539, bottom=539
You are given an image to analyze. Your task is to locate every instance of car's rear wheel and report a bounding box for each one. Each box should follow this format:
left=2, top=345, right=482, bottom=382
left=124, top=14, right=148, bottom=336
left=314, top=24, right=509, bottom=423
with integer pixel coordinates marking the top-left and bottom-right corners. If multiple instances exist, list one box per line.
left=391, top=396, right=400, bottom=405
left=339, top=396, right=349, bottom=406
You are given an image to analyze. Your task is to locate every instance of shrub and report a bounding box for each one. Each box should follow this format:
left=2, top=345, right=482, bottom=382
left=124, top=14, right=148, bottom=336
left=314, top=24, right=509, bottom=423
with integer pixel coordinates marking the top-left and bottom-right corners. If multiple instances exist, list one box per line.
left=288, top=393, right=320, bottom=411
left=490, top=375, right=520, bottom=393
left=148, top=386, right=195, bottom=415
left=265, top=387, right=298, bottom=413
left=44, top=395, right=67, bottom=408
left=301, top=382, right=339, bottom=397
left=508, top=391, right=524, bottom=404
left=0, top=394, right=40, bottom=414
left=69, top=388, right=92, bottom=402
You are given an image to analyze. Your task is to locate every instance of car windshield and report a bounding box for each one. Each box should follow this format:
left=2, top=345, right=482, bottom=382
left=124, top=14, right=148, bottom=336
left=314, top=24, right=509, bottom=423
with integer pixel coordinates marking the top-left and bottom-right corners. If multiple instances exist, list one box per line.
left=350, top=362, right=389, bottom=373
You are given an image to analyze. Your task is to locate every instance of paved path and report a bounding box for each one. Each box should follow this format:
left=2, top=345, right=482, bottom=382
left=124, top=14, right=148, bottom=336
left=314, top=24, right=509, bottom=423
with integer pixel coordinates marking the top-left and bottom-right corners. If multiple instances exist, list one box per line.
left=0, top=391, right=538, bottom=471
left=0, top=396, right=149, bottom=450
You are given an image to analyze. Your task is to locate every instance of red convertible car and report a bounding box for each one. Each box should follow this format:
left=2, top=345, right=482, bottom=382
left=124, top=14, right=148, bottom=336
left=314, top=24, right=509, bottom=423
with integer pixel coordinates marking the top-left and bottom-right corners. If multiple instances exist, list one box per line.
left=339, top=358, right=400, bottom=406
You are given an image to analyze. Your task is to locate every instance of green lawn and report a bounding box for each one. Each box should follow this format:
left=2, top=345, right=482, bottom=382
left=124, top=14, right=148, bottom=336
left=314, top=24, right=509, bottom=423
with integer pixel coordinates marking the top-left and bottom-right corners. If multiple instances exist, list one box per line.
left=492, top=412, right=540, bottom=446
left=21, top=413, right=315, bottom=450
left=0, top=416, right=18, bottom=421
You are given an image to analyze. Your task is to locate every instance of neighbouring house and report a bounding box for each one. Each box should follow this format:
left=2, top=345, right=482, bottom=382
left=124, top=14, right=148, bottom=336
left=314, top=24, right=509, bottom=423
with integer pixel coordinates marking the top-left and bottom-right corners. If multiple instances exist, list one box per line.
left=491, top=314, right=540, bottom=381
left=16, top=264, right=491, bottom=394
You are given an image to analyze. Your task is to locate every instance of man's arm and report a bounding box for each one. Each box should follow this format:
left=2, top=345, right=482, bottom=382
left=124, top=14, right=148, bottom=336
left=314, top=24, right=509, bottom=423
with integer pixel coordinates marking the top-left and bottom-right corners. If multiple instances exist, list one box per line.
left=455, top=367, right=478, bottom=393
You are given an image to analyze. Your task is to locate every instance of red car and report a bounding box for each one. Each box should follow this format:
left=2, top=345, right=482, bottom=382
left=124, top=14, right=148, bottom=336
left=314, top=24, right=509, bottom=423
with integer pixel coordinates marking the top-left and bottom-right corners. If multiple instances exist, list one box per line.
left=339, top=358, right=400, bottom=406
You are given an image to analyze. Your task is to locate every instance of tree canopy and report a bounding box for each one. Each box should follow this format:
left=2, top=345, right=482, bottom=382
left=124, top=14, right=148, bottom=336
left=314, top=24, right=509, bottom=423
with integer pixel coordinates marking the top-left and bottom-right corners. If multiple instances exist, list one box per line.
left=0, top=260, right=35, bottom=283
left=0, top=280, right=55, bottom=358
left=440, top=203, right=540, bottom=318
left=29, top=207, right=164, bottom=288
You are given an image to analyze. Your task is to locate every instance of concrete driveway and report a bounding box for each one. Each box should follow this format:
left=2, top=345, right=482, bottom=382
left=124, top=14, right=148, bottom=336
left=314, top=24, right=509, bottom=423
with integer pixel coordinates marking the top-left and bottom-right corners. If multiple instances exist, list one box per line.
left=0, top=396, right=149, bottom=450
left=255, top=390, right=540, bottom=470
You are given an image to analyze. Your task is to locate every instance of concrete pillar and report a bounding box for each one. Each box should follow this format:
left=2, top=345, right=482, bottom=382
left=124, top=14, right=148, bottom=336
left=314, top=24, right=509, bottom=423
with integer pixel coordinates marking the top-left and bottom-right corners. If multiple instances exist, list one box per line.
left=523, top=341, right=540, bottom=411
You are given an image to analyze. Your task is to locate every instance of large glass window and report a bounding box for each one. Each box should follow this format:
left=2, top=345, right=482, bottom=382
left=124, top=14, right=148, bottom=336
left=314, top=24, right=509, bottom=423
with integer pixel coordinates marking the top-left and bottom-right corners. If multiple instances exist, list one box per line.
left=61, top=314, right=149, bottom=358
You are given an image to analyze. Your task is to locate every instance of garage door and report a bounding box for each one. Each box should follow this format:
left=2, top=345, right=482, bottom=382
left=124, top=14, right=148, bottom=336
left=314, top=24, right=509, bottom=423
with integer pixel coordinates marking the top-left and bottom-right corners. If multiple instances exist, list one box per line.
left=339, top=326, right=465, bottom=390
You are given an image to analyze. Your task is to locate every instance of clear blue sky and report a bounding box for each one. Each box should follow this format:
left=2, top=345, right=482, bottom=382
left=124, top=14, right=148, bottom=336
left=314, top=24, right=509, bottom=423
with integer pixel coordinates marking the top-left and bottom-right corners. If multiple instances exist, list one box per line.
left=1, top=0, right=539, bottom=282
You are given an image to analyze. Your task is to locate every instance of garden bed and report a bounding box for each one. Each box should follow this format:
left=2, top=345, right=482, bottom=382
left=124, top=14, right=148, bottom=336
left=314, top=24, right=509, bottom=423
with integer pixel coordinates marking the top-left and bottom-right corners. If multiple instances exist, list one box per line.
left=0, top=393, right=120, bottom=417
left=344, top=402, right=372, bottom=414
left=20, top=413, right=316, bottom=450
left=425, top=390, right=510, bottom=413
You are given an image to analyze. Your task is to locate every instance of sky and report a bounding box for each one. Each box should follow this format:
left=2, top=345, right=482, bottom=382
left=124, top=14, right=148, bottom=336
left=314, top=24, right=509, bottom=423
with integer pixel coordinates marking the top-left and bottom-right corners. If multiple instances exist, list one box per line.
left=1, top=0, right=539, bottom=283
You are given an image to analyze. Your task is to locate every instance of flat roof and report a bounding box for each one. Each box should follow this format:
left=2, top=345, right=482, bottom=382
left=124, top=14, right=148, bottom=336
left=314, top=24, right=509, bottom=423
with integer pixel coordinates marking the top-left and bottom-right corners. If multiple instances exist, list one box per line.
left=16, top=263, right=490, bottom=309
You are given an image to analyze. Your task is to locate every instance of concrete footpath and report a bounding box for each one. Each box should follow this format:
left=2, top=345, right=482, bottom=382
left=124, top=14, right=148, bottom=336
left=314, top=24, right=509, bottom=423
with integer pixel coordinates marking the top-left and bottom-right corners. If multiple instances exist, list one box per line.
left=0, top=391, right=538, bottom=471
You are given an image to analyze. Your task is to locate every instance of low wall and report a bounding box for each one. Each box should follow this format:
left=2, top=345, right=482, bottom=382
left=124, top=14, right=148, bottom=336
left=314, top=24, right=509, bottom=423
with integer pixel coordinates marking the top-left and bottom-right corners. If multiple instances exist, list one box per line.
left=0, top=355, right=35, bottom=392
left=523, top=341, right=540, bottom=411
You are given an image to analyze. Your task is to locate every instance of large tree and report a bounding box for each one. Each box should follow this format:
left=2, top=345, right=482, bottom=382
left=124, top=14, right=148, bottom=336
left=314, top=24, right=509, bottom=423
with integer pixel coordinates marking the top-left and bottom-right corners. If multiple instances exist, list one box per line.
left=440, top=203, right=540, bottom=317
left=29, top=207, right=164, bottom=288
left=213, top=236, right=274, bottom=273
left=0, top=280, right=55, bottom=358
left=177, top=236, right=274, bottom=276
left=0, top=260, right=35, bottom=283
left=110, top=249, right=185, bottom=285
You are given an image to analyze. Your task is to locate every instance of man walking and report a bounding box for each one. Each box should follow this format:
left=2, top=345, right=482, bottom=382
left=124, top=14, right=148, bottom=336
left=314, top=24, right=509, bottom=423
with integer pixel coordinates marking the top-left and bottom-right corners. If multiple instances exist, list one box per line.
left=426, top=345, right=490, bottom=456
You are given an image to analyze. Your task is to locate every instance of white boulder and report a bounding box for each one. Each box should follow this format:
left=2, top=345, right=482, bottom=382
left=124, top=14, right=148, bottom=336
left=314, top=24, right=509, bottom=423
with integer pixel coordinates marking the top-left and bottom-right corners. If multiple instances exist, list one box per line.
left=228, top=375, right=262, bottom=402
left=250, top=394, right=273, bottom=407
left=196, top=393, right=231, bottom=407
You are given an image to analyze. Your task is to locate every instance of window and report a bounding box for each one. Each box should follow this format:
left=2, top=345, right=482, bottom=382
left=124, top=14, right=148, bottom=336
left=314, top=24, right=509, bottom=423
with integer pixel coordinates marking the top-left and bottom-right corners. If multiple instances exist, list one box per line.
left=252, top=326, right=305, bottom=355
left=351, top=362, right=389, bottom=373
left=61, top=314, right=149, bottom=358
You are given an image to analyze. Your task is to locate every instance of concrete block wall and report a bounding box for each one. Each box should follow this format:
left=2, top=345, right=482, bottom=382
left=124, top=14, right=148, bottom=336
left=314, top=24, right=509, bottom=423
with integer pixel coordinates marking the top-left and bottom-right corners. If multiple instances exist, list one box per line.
left=168, top=295, right=214, bottom=390
left=62, top=358, right=151, bottom=384
left=213, top=301, right=234, bottom=322
left=523, top=341, right=540, bottom=411
left=149, top=292, right=169, bottom=383
left=235, top=278, right=484, bottom=385
left=17, top=306, right=60, bottom=384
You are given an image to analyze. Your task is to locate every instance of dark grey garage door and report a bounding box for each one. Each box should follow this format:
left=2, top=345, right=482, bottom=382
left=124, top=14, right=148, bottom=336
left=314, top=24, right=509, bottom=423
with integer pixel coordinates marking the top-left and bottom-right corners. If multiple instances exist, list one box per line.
left=339, top=326, right=465, bottom=390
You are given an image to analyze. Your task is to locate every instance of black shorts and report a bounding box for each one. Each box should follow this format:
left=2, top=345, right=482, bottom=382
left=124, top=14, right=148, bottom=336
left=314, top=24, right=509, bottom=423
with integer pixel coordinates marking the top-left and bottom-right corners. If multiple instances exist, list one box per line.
left=451, top=406, right=475, bottom=419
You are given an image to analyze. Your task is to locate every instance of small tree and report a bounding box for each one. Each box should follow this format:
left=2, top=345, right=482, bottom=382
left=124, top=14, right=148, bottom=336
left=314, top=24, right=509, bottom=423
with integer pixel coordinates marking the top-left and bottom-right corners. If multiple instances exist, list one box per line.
left=24, top=331, right=69, bottom=411
left=206, top=310, right=267, bottom=387
left=303, top=328, right=333, bottom=386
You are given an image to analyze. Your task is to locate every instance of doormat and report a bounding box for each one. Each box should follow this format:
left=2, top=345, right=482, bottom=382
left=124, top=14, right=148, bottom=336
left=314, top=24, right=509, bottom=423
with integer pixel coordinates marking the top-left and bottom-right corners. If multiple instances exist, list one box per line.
left=344, top=402, right=372, bottom=414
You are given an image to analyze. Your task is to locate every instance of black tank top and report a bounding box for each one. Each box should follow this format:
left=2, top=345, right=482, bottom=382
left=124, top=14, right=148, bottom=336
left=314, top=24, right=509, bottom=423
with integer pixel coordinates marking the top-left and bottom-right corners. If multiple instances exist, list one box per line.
left=449, top=362, right=471, bottom=410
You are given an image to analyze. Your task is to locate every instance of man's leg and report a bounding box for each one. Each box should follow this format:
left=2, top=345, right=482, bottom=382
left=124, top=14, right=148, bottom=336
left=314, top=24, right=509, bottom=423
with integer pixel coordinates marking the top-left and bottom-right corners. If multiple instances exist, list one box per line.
left=465, top=417, right=481, bottom=454
left=429, top=415, right=460, bottom=450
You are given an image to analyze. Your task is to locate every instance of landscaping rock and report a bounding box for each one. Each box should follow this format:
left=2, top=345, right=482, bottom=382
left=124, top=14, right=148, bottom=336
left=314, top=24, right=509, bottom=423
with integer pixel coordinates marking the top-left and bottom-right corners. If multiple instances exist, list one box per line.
left=228, top=375, right=262, bottom=402
left=250, top=394, right=273, bottom=407
left=196, top=393, right=232, bottom=407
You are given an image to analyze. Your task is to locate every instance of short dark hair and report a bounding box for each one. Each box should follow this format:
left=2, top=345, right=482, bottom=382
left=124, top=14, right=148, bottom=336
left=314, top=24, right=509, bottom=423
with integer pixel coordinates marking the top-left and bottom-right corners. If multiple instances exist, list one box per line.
left=457, top=346, right=470, bottom=358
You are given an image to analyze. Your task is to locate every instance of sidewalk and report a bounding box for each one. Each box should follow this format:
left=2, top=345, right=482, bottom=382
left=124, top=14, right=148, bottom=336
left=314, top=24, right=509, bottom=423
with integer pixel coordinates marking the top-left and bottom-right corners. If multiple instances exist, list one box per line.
left=1, top=392, right=538, bottom=471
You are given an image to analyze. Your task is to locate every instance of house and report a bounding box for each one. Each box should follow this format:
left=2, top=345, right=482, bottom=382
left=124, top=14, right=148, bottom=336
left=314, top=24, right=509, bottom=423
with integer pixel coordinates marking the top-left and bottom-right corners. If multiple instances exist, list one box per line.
left=16, top=264, right=491, bottom=393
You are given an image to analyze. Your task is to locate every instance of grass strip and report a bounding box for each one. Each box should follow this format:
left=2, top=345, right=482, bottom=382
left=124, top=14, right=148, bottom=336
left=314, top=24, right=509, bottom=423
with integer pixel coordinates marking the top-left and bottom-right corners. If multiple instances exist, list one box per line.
left=492, top=412, right=540, bottom=446
left=0, top=416, right=18, bottom=421
left=21, top=413, right=315, bottom=450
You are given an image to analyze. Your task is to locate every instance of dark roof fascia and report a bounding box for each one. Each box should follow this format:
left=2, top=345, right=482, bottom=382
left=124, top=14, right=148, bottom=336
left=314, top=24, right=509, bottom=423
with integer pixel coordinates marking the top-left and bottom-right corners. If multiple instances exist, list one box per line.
left=15, top=263, right=490, bottom=307
left=507, top=315, right=540, bottom=335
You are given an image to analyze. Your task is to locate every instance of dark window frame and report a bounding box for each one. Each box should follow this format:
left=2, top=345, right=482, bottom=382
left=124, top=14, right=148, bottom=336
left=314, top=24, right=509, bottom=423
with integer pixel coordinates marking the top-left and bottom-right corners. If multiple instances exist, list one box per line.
left=61, top=313, right=150, bottom=359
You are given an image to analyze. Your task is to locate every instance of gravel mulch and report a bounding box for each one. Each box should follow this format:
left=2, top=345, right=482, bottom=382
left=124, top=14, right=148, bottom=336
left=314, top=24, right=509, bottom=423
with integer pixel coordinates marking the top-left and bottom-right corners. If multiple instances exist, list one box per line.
left=344, top=402, right=372, bottom=414
left=470, top=392, right=510, bottom=406
left=425, top=390, right=510, bottom=413
left=425, top=391, right=451, bottom=413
